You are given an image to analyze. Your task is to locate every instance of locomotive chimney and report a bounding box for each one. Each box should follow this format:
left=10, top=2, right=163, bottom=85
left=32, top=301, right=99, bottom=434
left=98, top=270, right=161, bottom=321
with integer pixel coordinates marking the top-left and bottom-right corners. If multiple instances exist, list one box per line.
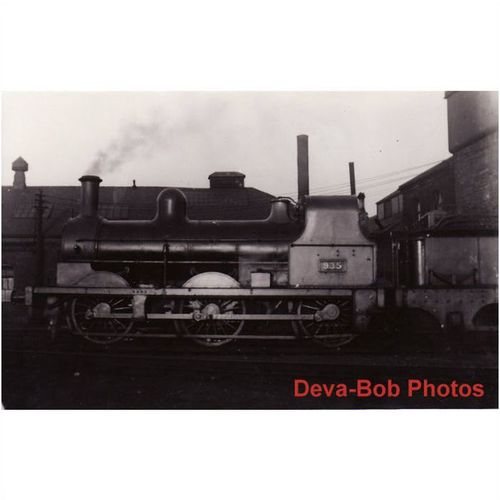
left=297, top=135, right=309, bottom=201
left=79, top=175, right=102, bottom=217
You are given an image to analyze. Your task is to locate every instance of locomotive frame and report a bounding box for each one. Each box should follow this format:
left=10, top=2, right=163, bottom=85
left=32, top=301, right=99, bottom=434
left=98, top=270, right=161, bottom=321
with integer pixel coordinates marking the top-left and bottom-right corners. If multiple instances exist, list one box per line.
left=26, top=283, right=382, bottom=345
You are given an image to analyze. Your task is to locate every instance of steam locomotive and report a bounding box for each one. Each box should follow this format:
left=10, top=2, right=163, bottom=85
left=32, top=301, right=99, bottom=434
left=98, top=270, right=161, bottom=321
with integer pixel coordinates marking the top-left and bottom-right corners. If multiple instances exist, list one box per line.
left=24, top=135, right=383, bottom=347
left=25, top=135, right=497, bottom=348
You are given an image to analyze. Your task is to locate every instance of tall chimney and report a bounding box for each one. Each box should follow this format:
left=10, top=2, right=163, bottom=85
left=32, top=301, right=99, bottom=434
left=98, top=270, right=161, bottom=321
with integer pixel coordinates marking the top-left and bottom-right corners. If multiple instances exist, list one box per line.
left=12, top=157, right=28, bottom=189
left=297, top=135, right=309, bottom=201
left=79, top=175, right=102, bottom=217
left=349, top=162, right=356, bottom=195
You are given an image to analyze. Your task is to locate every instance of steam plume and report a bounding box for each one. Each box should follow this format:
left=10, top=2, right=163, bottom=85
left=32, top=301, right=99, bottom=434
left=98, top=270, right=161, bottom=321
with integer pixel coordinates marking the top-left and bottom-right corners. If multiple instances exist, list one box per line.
left=87, top=122, right=163, bottom=175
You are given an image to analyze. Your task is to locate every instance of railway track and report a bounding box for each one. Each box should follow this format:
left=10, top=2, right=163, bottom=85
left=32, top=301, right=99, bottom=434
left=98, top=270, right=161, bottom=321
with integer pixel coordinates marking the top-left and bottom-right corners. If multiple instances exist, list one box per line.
left=3, top=325, right=497, bottom=370
left=3, top=347, right=497, bottom=370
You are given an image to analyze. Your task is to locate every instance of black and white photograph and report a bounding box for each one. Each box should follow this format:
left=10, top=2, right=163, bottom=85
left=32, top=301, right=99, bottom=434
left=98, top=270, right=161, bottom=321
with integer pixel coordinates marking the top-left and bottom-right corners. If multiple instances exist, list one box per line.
left=1, top=1, right=499, bottom=500
left=2, top=91, right=498, bottom=409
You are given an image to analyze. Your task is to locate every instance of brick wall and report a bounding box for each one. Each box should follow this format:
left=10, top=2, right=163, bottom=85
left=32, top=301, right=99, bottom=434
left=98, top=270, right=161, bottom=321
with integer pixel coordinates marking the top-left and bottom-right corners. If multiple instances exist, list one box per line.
left=453, top=131, right=498, bottom=215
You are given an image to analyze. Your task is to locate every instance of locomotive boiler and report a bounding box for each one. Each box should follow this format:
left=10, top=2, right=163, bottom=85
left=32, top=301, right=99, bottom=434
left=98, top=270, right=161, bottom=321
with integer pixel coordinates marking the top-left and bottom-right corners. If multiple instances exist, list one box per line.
left=27, top=135, right=383, bottom=347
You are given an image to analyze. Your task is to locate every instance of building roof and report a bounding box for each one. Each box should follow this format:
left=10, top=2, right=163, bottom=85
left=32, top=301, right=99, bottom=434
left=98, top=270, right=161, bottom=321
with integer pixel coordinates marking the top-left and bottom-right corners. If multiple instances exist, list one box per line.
left=369, top=214, right=405, bottom=235
left=2, top=184, right=276, bottom=238
left=375, top=158, right=453, bottom=210
left=398, top=157, right=453, bottom=190
left=376, top=189, right=401, bottom=205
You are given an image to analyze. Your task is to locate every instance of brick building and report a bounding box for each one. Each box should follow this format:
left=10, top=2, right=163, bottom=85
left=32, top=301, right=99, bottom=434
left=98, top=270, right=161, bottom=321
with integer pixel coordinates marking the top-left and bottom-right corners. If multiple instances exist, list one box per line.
left=375, top=91, right=498, bottom=285
left=447, top=91, right=498, bottom=215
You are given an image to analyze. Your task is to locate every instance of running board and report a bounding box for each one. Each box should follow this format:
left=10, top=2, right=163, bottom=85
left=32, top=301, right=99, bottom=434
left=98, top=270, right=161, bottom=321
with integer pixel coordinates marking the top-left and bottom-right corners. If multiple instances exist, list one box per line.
left=93, top=312, right=316, bottom=321
left=26, top=285, right=355, bottom=304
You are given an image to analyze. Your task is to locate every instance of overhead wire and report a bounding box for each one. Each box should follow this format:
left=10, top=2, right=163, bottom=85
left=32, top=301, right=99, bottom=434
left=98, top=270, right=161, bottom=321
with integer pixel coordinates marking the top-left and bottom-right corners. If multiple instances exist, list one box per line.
left=275, top=158, right=445, bottom=197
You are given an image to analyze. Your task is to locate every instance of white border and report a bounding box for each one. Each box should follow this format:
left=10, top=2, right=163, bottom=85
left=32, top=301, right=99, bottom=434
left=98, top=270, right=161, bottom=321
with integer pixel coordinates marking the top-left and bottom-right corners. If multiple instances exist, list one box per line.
left=1, top=1, right=499, bottom=499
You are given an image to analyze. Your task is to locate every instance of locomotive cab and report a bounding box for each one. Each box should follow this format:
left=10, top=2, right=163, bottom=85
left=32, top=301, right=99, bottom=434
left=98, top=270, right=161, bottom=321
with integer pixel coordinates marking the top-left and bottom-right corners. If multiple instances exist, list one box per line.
left=289, top=195, right=376, bottom=287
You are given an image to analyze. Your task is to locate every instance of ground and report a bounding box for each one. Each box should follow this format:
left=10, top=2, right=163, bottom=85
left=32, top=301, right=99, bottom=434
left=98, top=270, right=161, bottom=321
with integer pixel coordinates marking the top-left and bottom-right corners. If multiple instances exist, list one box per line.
left=2, top=318, right=497, bottom=409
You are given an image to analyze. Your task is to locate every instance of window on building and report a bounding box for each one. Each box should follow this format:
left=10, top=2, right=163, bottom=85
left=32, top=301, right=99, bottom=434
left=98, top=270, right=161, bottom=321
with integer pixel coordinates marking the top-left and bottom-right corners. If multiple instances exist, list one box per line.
left=391, top=196, right=400, bottom=215
left=377, top=203, right=384, bottom=220
left=433, top=190, right=443, bottom=210
left=378, top=193, right=404, bottom=220
left=2, top=266, right=14, bottom=302
left=384, top=199, right=393, bottom=218
left=415, top=199, right=422, bottom=219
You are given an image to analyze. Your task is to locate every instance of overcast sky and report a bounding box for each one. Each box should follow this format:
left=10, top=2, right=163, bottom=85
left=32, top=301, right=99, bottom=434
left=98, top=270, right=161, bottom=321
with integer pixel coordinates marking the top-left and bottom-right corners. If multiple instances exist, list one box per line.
left=2, top=92, right=450, bottom=214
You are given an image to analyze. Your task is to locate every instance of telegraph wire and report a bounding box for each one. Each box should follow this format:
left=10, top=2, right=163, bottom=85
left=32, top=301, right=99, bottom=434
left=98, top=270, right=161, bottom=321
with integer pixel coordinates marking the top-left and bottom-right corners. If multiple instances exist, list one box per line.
left=275, top=158, right=445, bottom=197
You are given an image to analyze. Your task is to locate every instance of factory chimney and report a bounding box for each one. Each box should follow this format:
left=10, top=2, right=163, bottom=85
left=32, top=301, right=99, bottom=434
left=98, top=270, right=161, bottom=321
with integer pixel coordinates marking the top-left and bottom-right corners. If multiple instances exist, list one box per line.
left=297, top=135, right=309, bottom=201
left=12, top=157, right=28, bottom=189
left=79, top=175, right=102, bottom=217
left=349, top=162, right=356, bottom=195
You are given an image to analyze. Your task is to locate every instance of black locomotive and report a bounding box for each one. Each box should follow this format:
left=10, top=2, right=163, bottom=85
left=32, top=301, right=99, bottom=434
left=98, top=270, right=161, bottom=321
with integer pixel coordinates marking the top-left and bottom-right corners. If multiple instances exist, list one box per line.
left=25, top=136, right=383, bottom=347
left=24, top=135, right=497, bottom=348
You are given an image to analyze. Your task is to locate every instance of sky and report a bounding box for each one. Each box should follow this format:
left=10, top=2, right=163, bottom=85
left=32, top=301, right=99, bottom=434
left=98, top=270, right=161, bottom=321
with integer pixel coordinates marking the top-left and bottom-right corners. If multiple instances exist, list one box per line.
left=1, top=92, right=451, bottom=214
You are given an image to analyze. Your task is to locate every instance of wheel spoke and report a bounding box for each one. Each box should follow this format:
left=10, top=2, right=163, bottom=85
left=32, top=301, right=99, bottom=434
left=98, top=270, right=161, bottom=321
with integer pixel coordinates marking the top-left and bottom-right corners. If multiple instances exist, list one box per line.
left=297, top=299, right=355, bottom=348
left=302, top=304, right=319, bottom=312
left=69, top=296, right=133, bottom=345
left=179, top=298, right=245, bottom=346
